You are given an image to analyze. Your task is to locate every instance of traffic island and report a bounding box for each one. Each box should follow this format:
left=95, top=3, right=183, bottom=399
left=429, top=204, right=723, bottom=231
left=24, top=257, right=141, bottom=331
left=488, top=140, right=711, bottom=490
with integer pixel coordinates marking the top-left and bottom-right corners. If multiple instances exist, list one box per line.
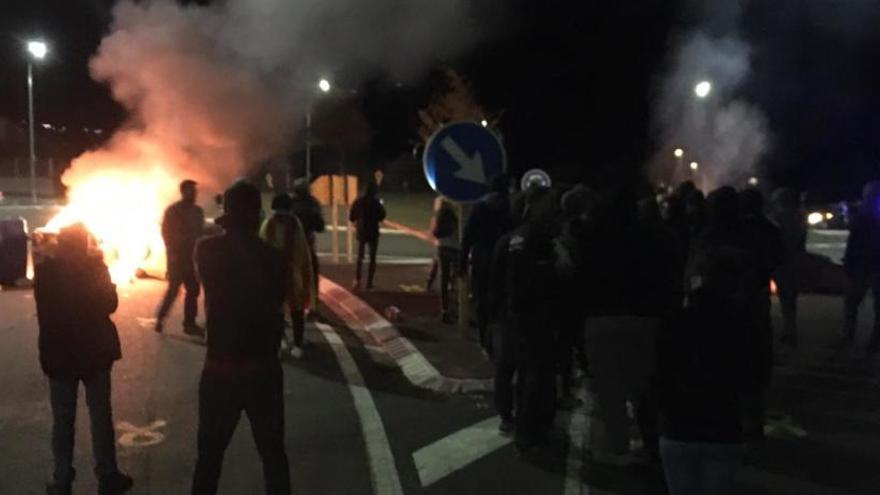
left=318, top=263, right=494, bottom=393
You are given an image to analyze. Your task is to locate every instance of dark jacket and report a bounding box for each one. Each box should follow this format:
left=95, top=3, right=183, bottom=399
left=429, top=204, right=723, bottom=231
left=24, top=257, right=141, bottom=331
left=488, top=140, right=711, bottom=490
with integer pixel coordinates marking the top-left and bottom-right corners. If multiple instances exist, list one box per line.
left=583, top=220, right=679, bottom=318
left=844, top=205, right=880, bottom=276
left=488, top=232, right=513, bottom=325
left=506, top=222, right=557, bottom=351
left=742, top=214, right=784, bottom=291
left=461, top=192, right=510, bottom=272
left=195, top=231, right=286, bottom=363
left=349, top=196, right=386, bottom=242
left=162, top=200, right=205, bottom=273
left=659, top=305, right=747, bottom=444
left=34, top=254, right=121, bottom=379
left=686, top=226, right=770, bottom=388
left=290, top=194, right=326, bottom=248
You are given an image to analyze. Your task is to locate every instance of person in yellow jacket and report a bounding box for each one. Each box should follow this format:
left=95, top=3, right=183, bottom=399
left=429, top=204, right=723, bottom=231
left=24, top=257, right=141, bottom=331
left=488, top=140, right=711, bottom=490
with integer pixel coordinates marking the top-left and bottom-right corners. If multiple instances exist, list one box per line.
left=260, top=193, right=316, bottom=359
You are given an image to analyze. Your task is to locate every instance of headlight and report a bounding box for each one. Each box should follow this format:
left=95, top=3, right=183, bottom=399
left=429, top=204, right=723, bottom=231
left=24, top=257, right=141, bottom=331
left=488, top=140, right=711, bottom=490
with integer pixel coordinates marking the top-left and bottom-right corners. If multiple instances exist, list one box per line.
left=807, top=212, right=825, bottom=225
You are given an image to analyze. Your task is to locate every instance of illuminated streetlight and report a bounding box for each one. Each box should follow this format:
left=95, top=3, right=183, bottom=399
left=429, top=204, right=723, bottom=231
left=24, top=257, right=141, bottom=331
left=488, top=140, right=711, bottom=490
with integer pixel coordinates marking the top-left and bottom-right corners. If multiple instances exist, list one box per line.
left=318, top=78, right=331, bottom=93
left=689, top=161, right=699, bottom=171
left=748, top=176, right=759, bottom=186
left=26, top=40, right=49, bottom=204
left=694, top=80, right=712, bottom=98
left=673, top=148, right=684, bottom=158
left=480, top=119, right=488, bottom=127
left=28, top=41, right=48, bottom=60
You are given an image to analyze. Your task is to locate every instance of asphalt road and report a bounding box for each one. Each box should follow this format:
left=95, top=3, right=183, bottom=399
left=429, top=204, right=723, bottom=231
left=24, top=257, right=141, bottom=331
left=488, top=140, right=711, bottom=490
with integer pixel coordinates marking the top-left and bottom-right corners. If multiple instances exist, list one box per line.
left=1, top=202, right=878, bottom=494
left=0, top=279, right=571, bottom=495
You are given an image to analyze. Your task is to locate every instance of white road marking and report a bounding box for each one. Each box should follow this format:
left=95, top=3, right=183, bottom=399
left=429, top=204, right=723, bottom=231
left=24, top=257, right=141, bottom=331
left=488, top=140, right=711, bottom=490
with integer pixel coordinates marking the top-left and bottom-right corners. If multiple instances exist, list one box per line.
left=316, top=253, right=434, bottom=265
left=323, top=225, right=411, bottom=235
left=136, top=317, right=157, bottom=329
left=315, top=322, right=404, bottom=495
left=564, top=387, right=591, bottom=495
left=412, top=415, right=512, bottom=487
left=117, top=419, right=167, bottom=447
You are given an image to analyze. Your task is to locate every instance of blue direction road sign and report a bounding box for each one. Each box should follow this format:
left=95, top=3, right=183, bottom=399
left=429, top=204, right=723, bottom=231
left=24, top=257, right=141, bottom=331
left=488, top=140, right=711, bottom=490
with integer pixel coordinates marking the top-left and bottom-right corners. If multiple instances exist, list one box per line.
left=423, top=122, right=506, bottom=203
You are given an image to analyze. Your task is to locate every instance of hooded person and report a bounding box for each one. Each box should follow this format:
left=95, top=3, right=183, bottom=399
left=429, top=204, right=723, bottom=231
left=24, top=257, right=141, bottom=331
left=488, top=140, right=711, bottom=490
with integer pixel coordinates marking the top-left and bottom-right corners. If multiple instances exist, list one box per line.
left=349, top=180, right=386, bottom=290
left=34, top=223, right=133, bottom=495
left=192, top=180, right=291, bottom=495
left=659, top=187, right=756, bottom=495
left=260, top=193, right=316, bottom=359
left=581, top=188, right=678, bottom=466
left=460, top=173, right=512, bottom=355
left=156, top=179, right=206, bottom=337
left=500, top=185, right=560, bottom=454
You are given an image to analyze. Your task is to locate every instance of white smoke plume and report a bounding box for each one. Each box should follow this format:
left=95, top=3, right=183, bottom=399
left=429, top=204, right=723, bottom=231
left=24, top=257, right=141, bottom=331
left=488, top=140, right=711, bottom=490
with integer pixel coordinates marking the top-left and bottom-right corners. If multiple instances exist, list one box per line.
left=49, top=0, right=493, bottom=281
left=651, top=10, right=770, bottom=191
left=63, top=0, right=489, bottom=194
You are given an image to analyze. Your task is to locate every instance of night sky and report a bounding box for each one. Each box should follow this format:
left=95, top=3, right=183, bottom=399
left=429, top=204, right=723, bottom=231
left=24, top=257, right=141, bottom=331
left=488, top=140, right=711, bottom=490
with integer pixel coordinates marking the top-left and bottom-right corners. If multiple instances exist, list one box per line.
left=2, top=1, right=879, bottom=200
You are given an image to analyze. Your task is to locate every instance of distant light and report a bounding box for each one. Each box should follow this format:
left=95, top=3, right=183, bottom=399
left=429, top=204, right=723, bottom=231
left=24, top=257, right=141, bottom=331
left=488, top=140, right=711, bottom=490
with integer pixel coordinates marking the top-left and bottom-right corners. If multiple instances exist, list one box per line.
left=694, top=80, right=712, bottom=98
left=480, top=119, right=488, bottom=127
left=318, top=79, right=331, bottom=93
left=673, top=148, right=684, bottom=158
left=748, top=176, right=759, bottom=186
left=94, top=129, right=104, bottom=135
left=825, top=212, right=834, bottom=220
left=807, top=212, right=824, bottom=226
left=689, top=161, right=699, bottom=171
left=41, top=123, right=52, bottom=130
left=27, top=41, right=48, bottom=60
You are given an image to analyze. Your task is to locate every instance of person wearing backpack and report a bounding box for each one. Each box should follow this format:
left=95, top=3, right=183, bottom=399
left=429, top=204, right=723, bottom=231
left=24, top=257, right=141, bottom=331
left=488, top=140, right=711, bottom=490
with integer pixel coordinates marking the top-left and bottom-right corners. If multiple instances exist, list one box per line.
left=349, top=181, right=386, bottom=290
left=429, top=198, right=460, bottom=323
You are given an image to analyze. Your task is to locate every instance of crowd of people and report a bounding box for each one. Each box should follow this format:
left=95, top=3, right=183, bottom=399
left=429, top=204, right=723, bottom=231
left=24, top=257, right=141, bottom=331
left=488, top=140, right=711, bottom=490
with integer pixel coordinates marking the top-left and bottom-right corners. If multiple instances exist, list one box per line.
left=34, top=179, right=332, bottom=495
left=455, top=174, right=880, bottom=494
left=31, top=170, right=880, bottom=495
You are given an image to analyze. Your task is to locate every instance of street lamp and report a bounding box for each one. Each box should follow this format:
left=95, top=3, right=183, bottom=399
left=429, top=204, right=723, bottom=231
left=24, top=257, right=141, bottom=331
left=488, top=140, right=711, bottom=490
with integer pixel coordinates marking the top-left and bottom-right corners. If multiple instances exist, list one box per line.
left=673, top=148, right=684, bottom=158
left=748, top=176, right=759, bottom=187
left=694, top=80, right=712, bottom=99
left=26, top=40, right=48, bottom=204
left=690, top=161, right=699, bottom=171
left=306, top=78, right=332, bottom=182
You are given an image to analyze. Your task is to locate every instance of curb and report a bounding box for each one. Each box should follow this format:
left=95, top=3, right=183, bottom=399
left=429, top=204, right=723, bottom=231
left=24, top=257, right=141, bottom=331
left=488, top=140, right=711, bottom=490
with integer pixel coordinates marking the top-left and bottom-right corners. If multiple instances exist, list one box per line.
left=318, top=276, right=493, bottom=394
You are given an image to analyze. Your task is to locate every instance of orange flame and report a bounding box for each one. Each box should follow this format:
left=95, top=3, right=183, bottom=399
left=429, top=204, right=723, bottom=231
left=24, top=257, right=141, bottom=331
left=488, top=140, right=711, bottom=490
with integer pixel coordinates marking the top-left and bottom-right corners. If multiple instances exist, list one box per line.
left=44, top=140, right=182, bottom=283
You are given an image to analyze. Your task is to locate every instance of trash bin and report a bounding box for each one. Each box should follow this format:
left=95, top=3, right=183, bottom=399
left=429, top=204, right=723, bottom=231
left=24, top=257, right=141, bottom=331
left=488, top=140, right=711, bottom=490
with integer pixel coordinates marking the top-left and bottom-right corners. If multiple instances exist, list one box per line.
left=0, top=218, right=29, bottom=286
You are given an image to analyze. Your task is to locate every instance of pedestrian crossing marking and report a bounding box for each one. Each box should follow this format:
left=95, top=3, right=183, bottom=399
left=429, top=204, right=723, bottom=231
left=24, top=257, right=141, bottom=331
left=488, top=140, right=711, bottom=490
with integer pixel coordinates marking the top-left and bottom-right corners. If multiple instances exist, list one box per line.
left=412, top=416, right=512, bottom=487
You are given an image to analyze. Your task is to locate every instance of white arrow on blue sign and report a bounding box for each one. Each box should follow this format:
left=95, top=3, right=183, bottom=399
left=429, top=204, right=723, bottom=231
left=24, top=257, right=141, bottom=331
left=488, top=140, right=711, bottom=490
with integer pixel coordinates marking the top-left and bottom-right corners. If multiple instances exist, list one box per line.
left=423, top=122, right=506, bottom=203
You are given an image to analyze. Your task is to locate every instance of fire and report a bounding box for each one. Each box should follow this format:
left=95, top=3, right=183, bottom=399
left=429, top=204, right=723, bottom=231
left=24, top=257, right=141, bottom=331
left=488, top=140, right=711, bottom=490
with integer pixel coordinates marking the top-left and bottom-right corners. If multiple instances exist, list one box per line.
left=44, top=164, right=179, bottom=284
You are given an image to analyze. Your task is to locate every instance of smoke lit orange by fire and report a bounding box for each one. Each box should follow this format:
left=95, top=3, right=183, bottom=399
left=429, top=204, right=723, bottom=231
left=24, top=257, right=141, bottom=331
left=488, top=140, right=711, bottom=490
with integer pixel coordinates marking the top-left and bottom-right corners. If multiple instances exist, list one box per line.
left=43, top=135, right=183, bottom=283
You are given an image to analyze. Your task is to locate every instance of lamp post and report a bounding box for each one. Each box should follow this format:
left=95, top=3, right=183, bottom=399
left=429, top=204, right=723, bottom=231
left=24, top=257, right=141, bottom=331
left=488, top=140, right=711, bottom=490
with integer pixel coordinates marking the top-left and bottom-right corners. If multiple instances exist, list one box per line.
left=305, top=78, right=332, bottom=182
left=26, top=40, right=48, bottom=204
